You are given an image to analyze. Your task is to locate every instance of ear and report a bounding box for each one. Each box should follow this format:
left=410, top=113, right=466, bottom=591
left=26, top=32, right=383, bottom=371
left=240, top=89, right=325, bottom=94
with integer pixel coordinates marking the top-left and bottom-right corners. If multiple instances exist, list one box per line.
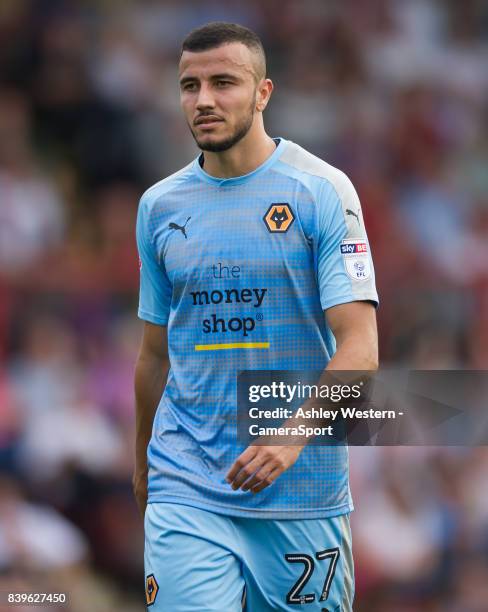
left=256, top=78, right=274, bottom=113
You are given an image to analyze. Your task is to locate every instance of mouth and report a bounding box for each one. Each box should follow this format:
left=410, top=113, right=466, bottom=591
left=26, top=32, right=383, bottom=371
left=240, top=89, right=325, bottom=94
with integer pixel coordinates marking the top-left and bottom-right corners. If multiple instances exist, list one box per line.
left=194, top=116, right=224, bottom=129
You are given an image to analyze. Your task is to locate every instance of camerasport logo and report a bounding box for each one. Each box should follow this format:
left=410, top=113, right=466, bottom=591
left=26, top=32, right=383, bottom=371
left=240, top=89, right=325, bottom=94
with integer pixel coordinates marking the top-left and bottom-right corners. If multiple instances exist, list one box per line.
left=340, top=239, right=371, bottom=281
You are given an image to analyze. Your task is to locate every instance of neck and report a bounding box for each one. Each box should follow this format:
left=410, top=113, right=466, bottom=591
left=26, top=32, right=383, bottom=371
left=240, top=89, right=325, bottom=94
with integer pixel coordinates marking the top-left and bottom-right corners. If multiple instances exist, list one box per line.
left=201, top=124, right=276, bottom=179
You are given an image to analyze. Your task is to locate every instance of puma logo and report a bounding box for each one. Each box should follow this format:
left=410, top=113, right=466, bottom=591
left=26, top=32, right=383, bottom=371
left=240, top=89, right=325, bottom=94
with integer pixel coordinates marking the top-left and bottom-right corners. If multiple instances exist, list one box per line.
left=345, top=208, right=360, bottom=225
left=168, top=216, right=191, bottom=239
left=270, top=207, right=288, bottom=229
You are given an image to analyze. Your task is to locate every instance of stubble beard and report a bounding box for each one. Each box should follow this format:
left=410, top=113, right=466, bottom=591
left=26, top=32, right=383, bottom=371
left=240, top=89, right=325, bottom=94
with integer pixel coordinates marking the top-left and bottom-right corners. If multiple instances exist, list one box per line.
left=190, top=95, right=256, bottom=153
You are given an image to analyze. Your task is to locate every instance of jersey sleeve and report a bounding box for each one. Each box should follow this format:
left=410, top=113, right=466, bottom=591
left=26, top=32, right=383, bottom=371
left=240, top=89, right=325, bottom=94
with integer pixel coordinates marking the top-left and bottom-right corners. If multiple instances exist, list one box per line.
left=136, top=194, right=172, bottom=325
left=316, top=173, right=379, bottom=311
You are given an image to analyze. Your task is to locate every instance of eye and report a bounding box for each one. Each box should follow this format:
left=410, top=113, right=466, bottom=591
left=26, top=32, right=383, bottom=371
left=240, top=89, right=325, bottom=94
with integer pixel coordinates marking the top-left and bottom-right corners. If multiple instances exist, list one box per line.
left=216, top=80, right=232, bottom=88
left=182, top=82, right=198, bottom=92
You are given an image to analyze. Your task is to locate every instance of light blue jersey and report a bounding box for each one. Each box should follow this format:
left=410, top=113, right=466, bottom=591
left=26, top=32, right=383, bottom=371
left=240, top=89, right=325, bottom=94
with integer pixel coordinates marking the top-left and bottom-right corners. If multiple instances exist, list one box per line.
left=136, top=138, right=378, bottom=519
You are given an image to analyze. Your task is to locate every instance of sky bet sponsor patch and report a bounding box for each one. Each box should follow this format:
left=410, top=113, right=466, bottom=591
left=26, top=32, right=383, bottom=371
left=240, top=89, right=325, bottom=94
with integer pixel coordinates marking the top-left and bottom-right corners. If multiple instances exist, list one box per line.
left=340, top=239, right=371, bottom=281
left=340, top=240, right=368, bottom=255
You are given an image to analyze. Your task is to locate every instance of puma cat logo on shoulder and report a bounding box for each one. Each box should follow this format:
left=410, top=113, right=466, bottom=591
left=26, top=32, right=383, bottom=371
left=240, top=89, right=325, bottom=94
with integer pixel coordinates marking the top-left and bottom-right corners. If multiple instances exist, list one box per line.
left=168, top=216, right=191, bottom=239
left=345, top=208, right=361, bottom=225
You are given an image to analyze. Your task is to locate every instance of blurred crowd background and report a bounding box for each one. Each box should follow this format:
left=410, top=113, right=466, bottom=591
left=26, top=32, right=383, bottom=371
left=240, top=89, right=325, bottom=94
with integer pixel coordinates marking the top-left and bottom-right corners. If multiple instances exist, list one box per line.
left=1, top=0, right=487, bottom=610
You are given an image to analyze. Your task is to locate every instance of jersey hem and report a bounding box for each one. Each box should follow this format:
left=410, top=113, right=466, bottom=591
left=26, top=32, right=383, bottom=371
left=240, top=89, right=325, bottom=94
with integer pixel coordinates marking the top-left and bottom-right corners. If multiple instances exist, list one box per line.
left=147, top=494, right=353, bottom=519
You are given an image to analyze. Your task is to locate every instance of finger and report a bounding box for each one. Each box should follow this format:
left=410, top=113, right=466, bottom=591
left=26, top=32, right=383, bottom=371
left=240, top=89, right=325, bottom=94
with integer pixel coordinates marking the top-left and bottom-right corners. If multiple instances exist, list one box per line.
left=241, top=461, right=278, bottom=491
left=250, top=466, right=282, bottom=494
left=226, top=446, right=259, bottom=483
left=230, top=455, right=268, bottom=490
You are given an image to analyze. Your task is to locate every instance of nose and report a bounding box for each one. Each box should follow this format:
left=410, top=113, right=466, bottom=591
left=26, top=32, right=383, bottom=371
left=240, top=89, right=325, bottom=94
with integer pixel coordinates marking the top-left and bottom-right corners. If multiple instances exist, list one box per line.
left=195, top=83, right=215, bottom=110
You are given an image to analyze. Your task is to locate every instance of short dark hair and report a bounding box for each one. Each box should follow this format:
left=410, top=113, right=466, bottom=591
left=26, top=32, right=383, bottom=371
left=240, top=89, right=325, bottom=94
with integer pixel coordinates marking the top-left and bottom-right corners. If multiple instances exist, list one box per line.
left=181, top=22, right=266, bottom=81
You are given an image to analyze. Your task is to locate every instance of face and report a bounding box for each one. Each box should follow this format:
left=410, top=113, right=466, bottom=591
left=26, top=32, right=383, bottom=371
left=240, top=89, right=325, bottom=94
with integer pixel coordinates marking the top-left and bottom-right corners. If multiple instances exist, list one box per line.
left=179, top=43, right=267, bottom=152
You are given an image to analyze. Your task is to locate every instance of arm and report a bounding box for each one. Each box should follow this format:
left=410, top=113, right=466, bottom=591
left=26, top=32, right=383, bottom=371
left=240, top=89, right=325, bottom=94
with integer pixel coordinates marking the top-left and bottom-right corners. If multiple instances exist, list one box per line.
left=226, top=301, right=378, bottom=493
left=133, top=322, right=169, bottom=517
left=325, top=301, right=378, bottom=371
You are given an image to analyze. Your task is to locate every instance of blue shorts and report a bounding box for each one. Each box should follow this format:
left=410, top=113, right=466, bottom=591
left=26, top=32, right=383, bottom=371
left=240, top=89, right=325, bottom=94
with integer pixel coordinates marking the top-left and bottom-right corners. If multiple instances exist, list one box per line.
left=144, top=502, right=354, bottom=611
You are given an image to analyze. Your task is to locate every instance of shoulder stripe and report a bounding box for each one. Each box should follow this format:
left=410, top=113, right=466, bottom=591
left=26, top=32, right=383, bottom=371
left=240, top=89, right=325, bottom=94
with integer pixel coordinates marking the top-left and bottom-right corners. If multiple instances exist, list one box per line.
left=278, top=142, right=363, bottom=240
left=279, top=142, right=351, bottom=202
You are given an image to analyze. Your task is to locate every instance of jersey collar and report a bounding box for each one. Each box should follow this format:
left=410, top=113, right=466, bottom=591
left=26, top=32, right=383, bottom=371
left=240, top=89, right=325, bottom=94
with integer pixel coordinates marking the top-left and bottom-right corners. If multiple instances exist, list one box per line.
left=193, top=137, right=288, bottom=187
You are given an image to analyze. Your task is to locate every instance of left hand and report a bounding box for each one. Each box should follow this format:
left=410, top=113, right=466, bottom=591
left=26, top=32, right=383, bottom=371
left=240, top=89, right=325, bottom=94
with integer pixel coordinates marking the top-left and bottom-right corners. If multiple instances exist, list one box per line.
left=226, top=444, right=304, bottom=494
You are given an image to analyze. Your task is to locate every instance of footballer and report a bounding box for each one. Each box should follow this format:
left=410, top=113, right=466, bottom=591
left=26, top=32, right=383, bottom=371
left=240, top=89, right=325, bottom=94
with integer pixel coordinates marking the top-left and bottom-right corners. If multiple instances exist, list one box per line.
left=134, top=22, right=378, bottom=611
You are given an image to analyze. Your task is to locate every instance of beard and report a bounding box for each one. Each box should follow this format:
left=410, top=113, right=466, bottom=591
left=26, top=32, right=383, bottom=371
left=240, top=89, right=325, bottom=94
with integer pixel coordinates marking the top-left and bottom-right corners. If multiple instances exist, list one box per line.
left=190, top=95, right=256, bottom=153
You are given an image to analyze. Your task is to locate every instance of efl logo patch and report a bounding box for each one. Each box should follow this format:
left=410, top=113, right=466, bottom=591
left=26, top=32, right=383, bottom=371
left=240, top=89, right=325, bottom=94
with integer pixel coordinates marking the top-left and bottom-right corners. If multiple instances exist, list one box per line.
left=146, top=574, right=159, bottom=606
left=263, top=204, right=295, bottom=233
left=341, top=239, right=371, bottom=281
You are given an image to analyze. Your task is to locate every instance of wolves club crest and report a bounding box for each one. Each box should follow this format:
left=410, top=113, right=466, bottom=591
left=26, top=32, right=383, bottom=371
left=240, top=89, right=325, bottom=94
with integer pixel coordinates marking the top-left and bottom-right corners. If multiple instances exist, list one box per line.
left=263, top=204, right=295, bottom=233
left=146, top=574, right=159, bottom=606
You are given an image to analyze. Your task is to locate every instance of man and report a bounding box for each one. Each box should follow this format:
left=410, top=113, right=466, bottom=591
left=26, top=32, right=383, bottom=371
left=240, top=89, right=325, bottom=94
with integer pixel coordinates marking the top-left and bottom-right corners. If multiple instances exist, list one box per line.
left=134, top=22, right=378, bottom=611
